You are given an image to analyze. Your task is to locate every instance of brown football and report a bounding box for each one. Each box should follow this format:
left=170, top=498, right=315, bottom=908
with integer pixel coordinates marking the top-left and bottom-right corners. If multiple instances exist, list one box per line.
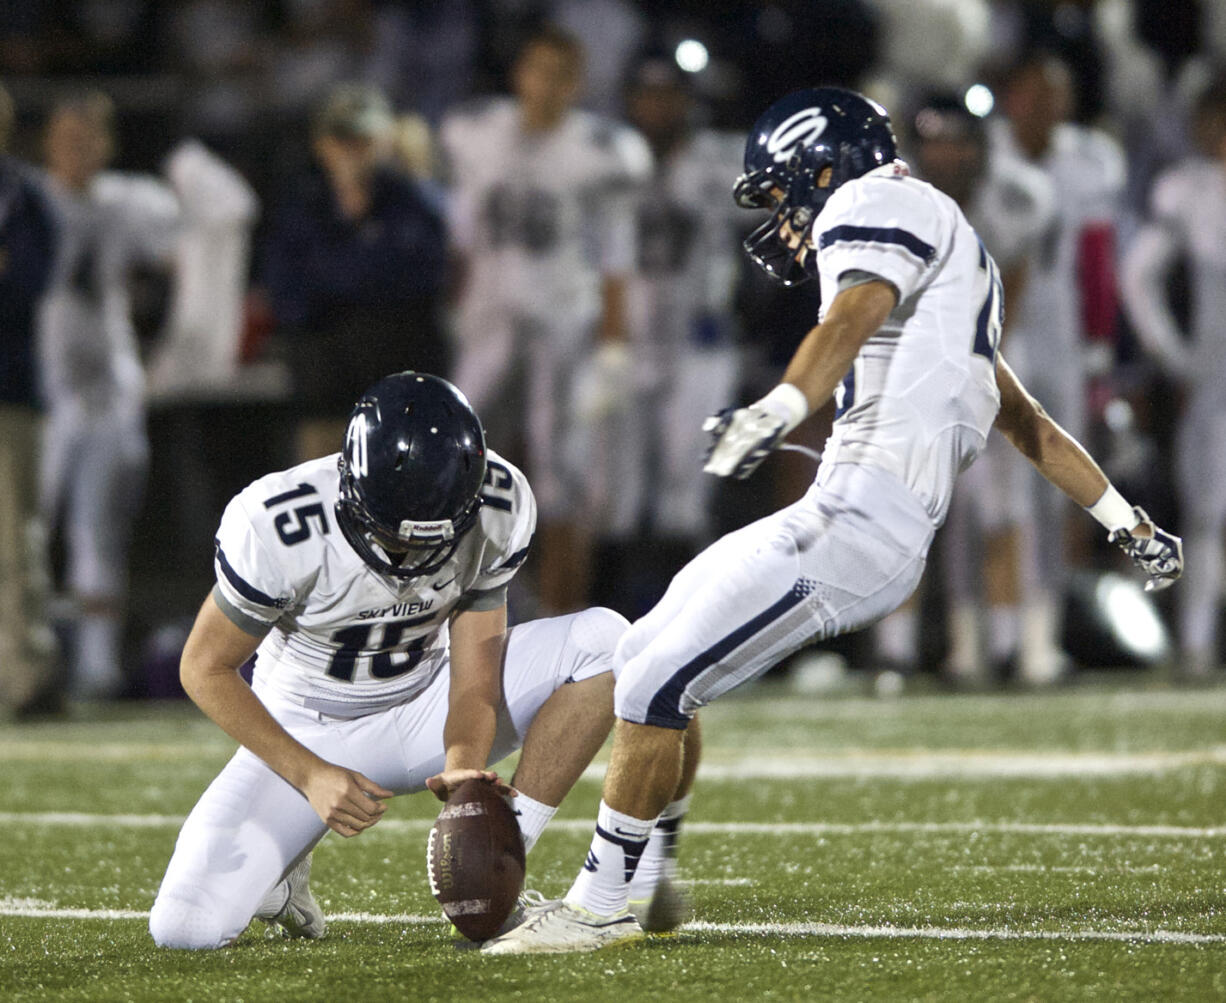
left=426, top=779, right=526, bottom=941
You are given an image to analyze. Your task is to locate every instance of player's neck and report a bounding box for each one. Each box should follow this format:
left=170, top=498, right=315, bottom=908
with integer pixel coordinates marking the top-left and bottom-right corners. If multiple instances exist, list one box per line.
left=519, top=105, right=566, bottom=134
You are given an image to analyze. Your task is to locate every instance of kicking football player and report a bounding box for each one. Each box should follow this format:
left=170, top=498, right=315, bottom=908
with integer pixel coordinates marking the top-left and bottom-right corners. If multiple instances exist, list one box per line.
left=483, top=87, right=1184, bottom=954
left=150, top=373, right=632, bottom=949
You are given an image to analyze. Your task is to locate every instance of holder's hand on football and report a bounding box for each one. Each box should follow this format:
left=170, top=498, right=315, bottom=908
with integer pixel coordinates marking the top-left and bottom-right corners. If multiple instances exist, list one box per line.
left=1108, top=506, right=1184, bottom=592
left=703, top=384, right=809, bottom=480
left=303, top=762, right=394, bottom=837
left=426, top=768, right=516, bottom=803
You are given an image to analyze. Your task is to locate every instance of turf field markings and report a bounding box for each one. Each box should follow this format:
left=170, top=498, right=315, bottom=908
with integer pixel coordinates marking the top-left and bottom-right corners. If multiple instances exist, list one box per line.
left=2, top=901, right=1222, bottom=945
left=4, top=812, right=1225, bottom=839
left=683, top=920, right=1226, bottom=945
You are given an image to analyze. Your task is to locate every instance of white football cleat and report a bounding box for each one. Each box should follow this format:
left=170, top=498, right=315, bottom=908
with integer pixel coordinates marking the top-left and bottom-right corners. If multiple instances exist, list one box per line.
left=256, top=854, right=326, bottom=939
left=629, top=876, right=691, bottom=933
left=481, top=900, right=644, bottom=955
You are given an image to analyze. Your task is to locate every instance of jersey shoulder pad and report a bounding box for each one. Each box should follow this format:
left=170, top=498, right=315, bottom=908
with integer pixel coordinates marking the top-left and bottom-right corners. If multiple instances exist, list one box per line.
left=820, top=176, right=946, bottom=264
left=441, top=97, right=513, bottom=152
left=477, top=451, right=536, bottom=569
left=581, top=113, right=653, bottom=183
left=214, top=459, right=336, bottom=618
left=990, top=152, right=1056, bottom=223
left=1149, top=158, right=1207, bottom=225
left=1057, top=124, right=1125, bottom=192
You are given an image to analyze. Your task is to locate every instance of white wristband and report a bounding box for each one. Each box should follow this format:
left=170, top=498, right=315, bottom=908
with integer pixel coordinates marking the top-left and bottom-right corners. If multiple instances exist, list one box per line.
left=1086, top=484, right=1135, bottom=532
left=756, top=383, right=809, bottom=434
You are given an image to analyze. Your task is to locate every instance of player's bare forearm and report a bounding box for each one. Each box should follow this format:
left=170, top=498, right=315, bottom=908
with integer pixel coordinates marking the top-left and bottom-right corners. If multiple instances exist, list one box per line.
left=993, top=355, right=1109, bottom=509
left=441, top=604, right=507, bottom=775
left=181, top=594, right=392, bottom=834
left=781, top=280, right=897, bottom=410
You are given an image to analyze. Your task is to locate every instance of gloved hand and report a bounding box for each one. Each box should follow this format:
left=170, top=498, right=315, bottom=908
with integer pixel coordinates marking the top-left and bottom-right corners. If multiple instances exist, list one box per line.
left=702, top=384, right=808, bottom=480
left=1108, top=506, right=1184, bottom=592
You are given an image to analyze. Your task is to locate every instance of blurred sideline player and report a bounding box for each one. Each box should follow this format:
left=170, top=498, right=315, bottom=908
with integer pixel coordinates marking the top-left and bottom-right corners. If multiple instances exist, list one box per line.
left=483, top=87, right=1183, bottom=953
left=38, top=93, right=180, bottom=699
left=594, top=57, right=746, bottom=598
left=0, top=83, right=59, bottom=717
left=149, top=373, right=672, bottom=949
left=988, top=53, right=1127, bottom=683
left=440, top=26, right=652, bottom=615
left=1121, top=73, right=1226, bottom=678
left=876, top=92, right=1055, bottom=685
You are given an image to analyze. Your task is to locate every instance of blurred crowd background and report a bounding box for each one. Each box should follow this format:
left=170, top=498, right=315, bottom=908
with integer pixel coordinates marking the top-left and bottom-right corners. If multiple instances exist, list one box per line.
left=1, top=0, right=1224, bottom=716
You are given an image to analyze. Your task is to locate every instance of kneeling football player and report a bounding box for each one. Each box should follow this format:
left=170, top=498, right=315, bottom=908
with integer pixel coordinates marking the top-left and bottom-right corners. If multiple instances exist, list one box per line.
left=149, top=372, right=684, bottom=948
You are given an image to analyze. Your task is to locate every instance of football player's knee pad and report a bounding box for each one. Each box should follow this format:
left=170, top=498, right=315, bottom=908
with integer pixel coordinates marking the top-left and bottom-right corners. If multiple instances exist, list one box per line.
left=565, top=607, right=630, bottom=682
left=148, top=893, right=230, bottom=950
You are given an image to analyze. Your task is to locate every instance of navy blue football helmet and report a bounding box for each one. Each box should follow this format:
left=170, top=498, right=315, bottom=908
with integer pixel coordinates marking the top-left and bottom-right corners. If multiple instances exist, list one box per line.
left=734, top=87, right=898, bottom=285
left=336, top=372, right=487, bottom=578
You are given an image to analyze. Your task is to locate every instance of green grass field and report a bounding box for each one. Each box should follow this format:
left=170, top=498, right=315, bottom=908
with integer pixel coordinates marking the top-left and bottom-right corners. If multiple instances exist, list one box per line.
left=3, top=673, right=1225, bottom=1002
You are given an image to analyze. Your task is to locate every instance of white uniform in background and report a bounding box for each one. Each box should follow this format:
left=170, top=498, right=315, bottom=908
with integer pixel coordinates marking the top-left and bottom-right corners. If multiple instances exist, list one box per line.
left=938, top=150, right=1056, bottom=671
left=38, top=170, right=179, bottom=697
left=150, top=449, right=626, bottom=948
left=146, top=140, right=259, bottom=397
left=600, top=129, right=745, bottom=541
left=989, top=119, right=1124, bottom=555
left=441, top=98, right=651, bottom=521
left=615, top=165, right=1002, bottom=725
left=1121, top=157, right=1226, bottom=671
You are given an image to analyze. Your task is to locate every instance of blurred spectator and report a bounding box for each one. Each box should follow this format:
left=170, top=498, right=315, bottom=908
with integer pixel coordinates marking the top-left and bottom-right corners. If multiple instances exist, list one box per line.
left=440, top=25, right=651, bottom=615
left=260, top=82, right=449, bottom=462
left=0, top=82, right=59, bottom=717
left=38, top=91, right=180, bottom=700
left=1120, top=71, right=1226, bottom=678
left=987, top=52, right=1126, bottom=684
left=877, top=92, right=1055, bottom=685
left=595, top=57, right=746, bottom=613
left=145, top=139, right=259, bottom=398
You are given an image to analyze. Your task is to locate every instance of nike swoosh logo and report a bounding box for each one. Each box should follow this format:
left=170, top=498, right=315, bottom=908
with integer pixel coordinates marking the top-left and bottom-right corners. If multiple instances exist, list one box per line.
left=432, top=577, right=457, bottom=590
left=611, top=827, right=647, bottom=839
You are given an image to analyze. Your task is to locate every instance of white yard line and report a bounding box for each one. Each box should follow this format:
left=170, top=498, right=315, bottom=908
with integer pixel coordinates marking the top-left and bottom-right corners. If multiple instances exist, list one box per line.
left=2, top=812, right=1223, bottom=839
left=2, top=899, right=1221, bottom=945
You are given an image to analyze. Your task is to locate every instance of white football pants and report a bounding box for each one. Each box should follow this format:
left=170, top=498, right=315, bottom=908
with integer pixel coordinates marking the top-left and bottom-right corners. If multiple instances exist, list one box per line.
left=613, top=463, right=934, bottom=727
left=149, top=608, right=624, bottom=949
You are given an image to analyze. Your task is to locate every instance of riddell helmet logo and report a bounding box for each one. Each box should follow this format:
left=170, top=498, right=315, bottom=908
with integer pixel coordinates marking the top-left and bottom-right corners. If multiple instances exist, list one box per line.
left=767, top=107, right=829, bottom=163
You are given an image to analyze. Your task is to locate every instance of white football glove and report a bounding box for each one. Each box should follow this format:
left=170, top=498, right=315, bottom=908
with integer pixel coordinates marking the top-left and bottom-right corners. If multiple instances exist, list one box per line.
left=702, top=384, right=808, bottom=480
left=1108, top=506, right=1184, bottom=593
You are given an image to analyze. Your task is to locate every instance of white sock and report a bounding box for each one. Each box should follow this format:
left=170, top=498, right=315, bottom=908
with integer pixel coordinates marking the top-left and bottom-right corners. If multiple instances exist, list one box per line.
left=987, top=605, right=1020, bottom=662
left=73, top=613, right=122, bottom=698
left=876, top=607, right=916, bottom=665
left=628, top=794, right=690, bottom=902
left=946, top=603, right=980, bottom=678
left=566, top=801, right=654, bottom=917
left=511, top=792, right=556, bottom=855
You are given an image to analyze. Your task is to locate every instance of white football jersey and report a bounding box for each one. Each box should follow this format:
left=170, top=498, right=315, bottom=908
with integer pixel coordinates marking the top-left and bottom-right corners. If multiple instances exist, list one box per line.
left=816, top=164, right=1002, bottom=526
left=212, top=449, right=536, bottom=716
left=441, top=97, right=652, bottom=324
left=965, top=150, right=1055, bottom=275
left=1122, top=157, right=1226, bottom=399
left=627, top=129, right=745, bottom=362
left=38, top=171, right=180, bottom=409
left=988, top=120, right=1124, bottom=375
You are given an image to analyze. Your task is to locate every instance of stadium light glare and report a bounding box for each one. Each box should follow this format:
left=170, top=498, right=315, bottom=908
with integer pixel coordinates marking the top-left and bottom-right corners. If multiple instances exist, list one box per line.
left=964, top=84, right=995, bottom=118
left=675, top=39, right=709, bottom=74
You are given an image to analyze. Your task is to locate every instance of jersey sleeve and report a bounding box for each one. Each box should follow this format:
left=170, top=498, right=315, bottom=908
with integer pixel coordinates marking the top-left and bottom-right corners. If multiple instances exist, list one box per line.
left=594, top=122, right=654, bottom=275
left=1148, top=168, right=1188, bottom=241
left=212, top=491, right=296, bottom=636
left=458, top=457, right=537, bottom=610
left=815, top=179, right=944, bottom=304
